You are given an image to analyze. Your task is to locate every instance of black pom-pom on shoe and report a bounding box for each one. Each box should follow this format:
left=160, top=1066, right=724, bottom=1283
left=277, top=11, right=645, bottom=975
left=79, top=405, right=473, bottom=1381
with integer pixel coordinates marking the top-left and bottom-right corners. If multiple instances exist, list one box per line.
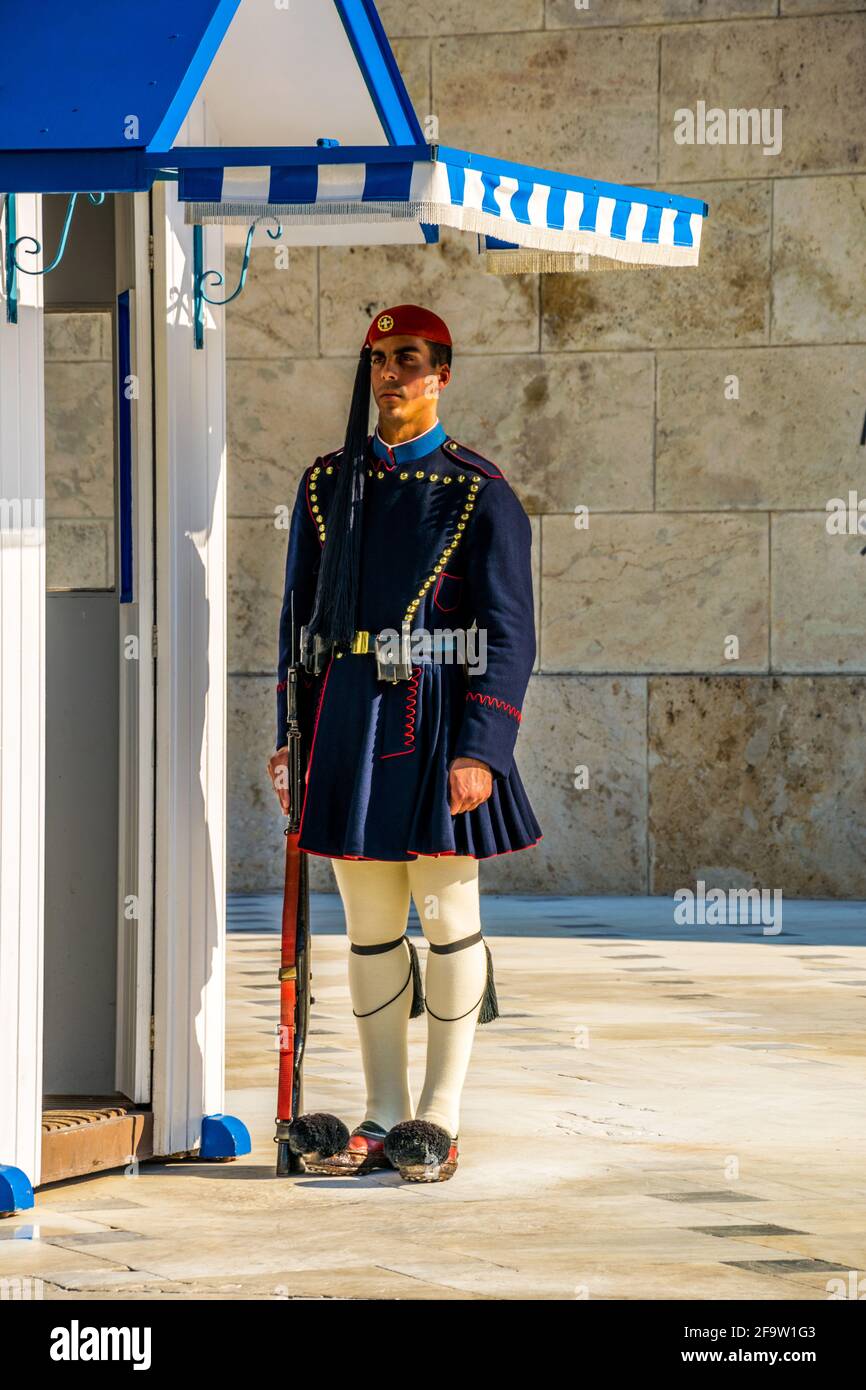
left=286, top=1112, right=350, bottom=1162
left=384, top=1120, right=459, bottom=1182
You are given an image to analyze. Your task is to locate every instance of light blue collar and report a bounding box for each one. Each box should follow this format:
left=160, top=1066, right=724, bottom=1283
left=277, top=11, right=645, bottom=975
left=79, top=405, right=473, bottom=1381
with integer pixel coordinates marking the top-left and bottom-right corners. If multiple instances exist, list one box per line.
left=371, top=420, right=447, bottom=465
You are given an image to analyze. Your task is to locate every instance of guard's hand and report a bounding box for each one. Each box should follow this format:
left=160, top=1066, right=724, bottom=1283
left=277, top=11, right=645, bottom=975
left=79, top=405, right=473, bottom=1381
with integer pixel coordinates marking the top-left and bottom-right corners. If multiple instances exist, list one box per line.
left=267, top=745, right=291, bottom=815
left=448, top=757, right=493, bottom=815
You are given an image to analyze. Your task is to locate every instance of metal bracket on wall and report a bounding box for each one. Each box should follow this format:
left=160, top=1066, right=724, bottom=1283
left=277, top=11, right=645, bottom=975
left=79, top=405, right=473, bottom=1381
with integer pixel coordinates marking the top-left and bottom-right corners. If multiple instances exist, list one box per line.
left=3, top=190, right=105, bottom=324
left=189, top=135, right=339, bottom=349
left=192, top=220, right=283, bottom=350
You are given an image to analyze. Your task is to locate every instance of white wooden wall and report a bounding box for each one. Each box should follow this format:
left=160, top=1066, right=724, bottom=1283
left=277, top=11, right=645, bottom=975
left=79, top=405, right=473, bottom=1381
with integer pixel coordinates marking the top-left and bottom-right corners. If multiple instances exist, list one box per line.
left=151, top=104, right=228, bottom=1156
left=0, top=193, right=46, bottom=1185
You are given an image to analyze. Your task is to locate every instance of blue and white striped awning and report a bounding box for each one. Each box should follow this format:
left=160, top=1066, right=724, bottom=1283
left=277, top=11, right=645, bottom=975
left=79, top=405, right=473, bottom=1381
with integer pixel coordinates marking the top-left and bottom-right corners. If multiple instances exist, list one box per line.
left=174, top=144, right=708, bottom=272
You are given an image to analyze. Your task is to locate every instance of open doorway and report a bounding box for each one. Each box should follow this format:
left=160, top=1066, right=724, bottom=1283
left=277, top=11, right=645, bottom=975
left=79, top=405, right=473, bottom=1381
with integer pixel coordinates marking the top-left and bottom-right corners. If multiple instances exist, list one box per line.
left=40, top=191, right=155, bottom=1182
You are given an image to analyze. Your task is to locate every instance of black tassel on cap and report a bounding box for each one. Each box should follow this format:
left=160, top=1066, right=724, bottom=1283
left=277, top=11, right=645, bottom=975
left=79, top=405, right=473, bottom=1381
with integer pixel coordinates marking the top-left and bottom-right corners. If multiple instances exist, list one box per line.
left=306, top=344, right=372, bottom=649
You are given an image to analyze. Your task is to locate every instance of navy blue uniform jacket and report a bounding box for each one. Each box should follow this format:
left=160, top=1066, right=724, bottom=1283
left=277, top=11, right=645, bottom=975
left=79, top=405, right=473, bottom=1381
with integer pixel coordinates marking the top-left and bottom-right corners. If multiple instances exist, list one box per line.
left=275, top=420, right=542, bottom=861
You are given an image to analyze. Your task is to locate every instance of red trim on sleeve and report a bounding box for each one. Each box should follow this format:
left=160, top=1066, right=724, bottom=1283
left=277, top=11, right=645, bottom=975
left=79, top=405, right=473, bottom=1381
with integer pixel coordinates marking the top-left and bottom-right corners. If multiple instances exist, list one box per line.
left=465, top=690, right=522, bottom=723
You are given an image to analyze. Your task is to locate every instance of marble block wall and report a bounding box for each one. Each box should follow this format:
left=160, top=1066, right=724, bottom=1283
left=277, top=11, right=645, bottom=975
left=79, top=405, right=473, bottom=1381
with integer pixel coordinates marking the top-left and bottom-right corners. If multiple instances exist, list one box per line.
left=44, top=311, right=115, bottom=590
left=227, top=3, right=866, bottom=898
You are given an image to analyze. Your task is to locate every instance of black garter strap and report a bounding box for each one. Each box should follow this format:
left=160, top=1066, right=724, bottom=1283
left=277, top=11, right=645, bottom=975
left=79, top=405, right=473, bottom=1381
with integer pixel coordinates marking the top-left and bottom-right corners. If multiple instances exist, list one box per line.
left=351, top=934, right=409, bottom=955
left=350, top=933, right=425, bottom=1019
left=426, top=930, right=483, bottom=956
left=425, top=931, right=499, bottom=1024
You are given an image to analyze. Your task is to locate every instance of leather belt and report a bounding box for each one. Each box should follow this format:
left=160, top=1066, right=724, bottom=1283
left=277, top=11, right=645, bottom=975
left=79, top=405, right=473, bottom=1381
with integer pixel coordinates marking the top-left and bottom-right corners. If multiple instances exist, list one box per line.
left=349, top=629, right=460, bottom=658
left=300, top=623, right=460, bottom=683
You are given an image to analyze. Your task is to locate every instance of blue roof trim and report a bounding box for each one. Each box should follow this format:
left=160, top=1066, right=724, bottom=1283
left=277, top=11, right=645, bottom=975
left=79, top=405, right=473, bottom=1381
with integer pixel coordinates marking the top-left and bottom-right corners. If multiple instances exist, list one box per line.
left=155, top=144, right=434, bottom=174
left=0, top=0, right=243, bottom=192
left=333, top=0, right=425, bottom=146
left=437, top=145, right=710, bottom=218
left=0, top=0, right=241, bottom=152
left=0, top=149, right=150, bottom=194
left=147, top=0, right=245, bottom=153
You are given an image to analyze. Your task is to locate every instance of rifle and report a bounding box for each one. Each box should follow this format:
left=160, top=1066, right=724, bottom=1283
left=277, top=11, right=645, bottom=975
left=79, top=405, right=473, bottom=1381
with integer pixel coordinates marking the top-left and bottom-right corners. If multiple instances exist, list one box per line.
left=274, top=592, right=313, bottom=1176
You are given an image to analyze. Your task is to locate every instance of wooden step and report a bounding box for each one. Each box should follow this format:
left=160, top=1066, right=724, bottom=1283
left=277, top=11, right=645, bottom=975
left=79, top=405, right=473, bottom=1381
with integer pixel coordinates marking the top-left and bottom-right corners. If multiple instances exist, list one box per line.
left=41, top=1095, right=154, bottom=1185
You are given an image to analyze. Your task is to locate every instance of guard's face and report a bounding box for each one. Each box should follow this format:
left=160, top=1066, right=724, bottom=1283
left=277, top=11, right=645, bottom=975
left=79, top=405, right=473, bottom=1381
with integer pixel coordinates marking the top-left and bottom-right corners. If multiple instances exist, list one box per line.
left=370, top=334, right=450, bottom=424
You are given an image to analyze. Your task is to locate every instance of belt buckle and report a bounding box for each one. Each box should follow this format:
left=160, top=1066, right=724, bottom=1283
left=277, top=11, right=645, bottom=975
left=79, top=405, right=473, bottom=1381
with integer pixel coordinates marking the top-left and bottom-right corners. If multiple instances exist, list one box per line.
left=374, top=620, right=413, bottom=683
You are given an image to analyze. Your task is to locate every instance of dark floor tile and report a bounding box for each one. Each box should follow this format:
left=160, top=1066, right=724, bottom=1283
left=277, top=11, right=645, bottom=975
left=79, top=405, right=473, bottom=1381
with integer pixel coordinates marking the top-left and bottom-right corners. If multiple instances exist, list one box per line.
left=655, top=1191, right=764, bottom=1204
left=723, top=1257, right=850, bottom=1273
left=45, top=1230, right=149, bottom=1246
left=690, top=1224, right=805, bottom=1237
left=44, top=1199, right=144, bottom=1212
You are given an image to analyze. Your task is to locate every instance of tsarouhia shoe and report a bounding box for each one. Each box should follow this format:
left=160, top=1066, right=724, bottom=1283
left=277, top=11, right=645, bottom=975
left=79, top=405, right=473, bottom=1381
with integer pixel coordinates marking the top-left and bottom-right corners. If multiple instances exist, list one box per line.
left=286, top=1112, right=349, bottom=1171
left=288, top=1114, right=392, bottom=1175
left=383, top=1119, right=459, bottom=1182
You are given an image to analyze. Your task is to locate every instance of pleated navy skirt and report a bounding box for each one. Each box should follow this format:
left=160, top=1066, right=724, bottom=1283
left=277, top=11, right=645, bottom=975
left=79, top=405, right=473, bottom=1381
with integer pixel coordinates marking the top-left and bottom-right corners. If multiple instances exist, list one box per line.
left=296, top=652, right=542, bottom=862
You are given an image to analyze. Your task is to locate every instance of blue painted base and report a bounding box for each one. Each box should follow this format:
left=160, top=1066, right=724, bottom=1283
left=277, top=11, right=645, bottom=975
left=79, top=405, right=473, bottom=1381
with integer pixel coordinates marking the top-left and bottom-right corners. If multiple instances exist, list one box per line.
left=0, top=1165, right=35, bottom=1215
left=199, top=1114, right=251, bottom=1160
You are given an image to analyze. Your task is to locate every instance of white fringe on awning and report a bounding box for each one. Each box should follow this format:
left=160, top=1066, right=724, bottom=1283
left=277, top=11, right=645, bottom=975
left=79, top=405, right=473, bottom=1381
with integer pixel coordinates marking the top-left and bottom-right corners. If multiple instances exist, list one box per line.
left=183, top=199, right=703, bottom=267
left=483, top=249, right=675, bottom=274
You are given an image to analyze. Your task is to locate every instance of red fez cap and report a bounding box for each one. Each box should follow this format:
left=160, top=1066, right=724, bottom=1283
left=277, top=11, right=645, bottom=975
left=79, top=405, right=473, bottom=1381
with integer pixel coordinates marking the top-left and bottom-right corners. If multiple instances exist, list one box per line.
left=363, top=303, right=452, bottom=350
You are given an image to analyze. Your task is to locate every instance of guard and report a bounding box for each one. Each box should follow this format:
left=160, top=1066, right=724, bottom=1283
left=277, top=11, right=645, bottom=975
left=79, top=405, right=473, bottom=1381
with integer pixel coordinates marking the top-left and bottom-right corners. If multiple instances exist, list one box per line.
left=268, top=304, right=542, bottom=1181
